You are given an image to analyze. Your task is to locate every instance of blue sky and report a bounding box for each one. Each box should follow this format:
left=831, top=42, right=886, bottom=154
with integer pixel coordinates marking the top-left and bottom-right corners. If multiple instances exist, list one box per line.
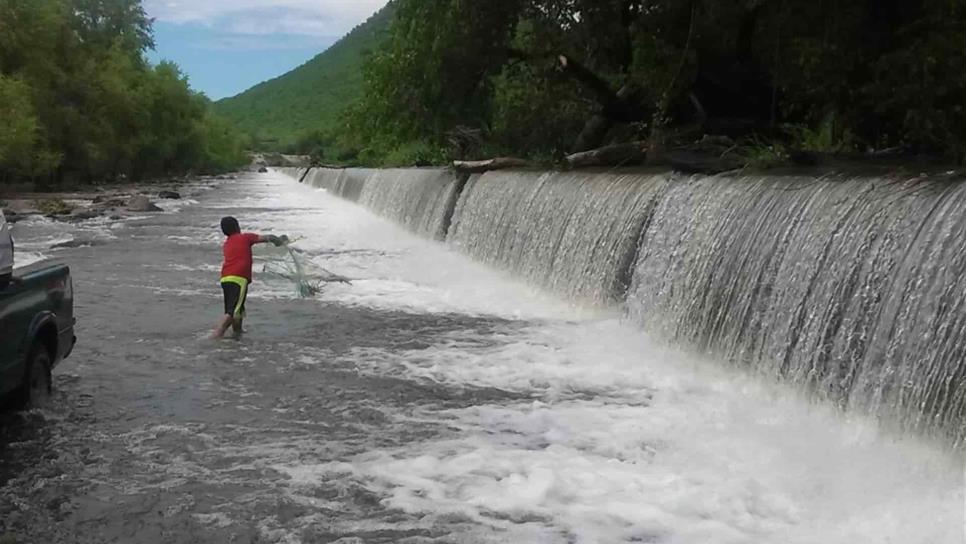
left=144, top=0, right=388, bottom=100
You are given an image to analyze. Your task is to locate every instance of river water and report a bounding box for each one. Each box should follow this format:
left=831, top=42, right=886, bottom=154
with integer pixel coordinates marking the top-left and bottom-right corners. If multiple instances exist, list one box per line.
left=0, top=171, right=961, bottom=543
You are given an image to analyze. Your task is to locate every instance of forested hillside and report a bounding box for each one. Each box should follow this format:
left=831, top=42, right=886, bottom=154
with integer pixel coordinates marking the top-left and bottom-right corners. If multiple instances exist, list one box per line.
left=0, top=0, right=248, bottom=185
left=339, top=0, right=966, bottom=167
left=213, top=5, right=394, bottom=150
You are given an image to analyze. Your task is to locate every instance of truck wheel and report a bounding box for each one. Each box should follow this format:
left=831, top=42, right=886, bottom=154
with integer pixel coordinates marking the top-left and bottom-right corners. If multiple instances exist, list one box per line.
left=11, top=343, right=52, bottom=410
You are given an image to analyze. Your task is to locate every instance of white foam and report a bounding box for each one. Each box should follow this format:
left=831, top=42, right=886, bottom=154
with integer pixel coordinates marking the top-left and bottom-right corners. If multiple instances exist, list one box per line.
left=155, top=198, right=199, bottom=213
left=13, top=251, right=47, bottom=269
left=9, top=215, right=120, bottom=269
left=317, top=320, right=964, bottom=544
left=237, top=173, right=605, bottom=320
left=236, top=171, right=964, bottom=543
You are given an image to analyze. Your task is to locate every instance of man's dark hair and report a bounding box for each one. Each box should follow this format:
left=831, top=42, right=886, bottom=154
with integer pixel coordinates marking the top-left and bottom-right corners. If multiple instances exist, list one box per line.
left=221, top=216, right=241, bottom=236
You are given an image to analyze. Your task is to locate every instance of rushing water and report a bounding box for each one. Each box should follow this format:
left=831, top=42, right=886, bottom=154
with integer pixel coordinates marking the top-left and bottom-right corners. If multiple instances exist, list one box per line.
left=357, top=169, right=464, bottom=240
left=295, top=167, right=371, bottom=202
left=287, top=166, right=966, bottom=443
left=3, top=170, right=957, bottom=543
left=626, top=174, right=966, bottom=443
left=448, top=170, right=668, bottom=304
left=279, top=168, right=961, bottom=541
left=292, top=168, right=463, bottom=239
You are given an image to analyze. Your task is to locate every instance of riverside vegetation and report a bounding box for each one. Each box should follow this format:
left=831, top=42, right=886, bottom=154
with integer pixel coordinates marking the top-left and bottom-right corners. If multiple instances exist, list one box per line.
left=221, top=0, right=966, bottom=169
left=0, top=0, right=249, bottom=187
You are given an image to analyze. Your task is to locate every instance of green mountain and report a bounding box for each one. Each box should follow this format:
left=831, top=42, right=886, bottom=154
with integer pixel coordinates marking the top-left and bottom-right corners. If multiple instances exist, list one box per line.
left=213, top=5, right=393, bottom=148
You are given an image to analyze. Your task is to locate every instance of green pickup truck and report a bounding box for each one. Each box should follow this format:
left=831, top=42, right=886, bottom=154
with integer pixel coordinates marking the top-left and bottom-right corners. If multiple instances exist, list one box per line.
left=0, top=213, right=76, bottom=409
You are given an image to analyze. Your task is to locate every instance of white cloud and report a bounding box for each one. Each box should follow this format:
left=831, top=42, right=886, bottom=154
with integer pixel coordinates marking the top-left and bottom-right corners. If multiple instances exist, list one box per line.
left=145, top=0, right=388, bottom=37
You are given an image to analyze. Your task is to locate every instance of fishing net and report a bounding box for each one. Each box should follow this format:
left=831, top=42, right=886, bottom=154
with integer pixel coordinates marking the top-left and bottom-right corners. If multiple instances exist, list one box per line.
left=259, top=239, right=351, bottom=298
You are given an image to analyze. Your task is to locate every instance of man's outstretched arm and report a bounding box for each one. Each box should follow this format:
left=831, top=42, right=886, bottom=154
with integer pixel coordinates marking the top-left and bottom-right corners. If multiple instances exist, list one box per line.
left=254, top=234, right=288, bottom=246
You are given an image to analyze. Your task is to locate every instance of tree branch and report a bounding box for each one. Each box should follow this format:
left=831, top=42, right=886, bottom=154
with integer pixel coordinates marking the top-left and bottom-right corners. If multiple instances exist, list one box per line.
left=557, top=54, right=622, bottom=111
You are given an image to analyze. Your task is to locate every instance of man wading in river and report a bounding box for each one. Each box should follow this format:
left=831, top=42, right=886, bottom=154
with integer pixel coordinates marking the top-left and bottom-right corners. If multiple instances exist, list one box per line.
left=211, top=216, right=286, bottom=339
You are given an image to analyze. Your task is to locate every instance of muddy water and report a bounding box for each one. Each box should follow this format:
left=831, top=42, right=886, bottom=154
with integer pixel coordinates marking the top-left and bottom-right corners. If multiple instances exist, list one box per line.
left=0, top=172, right=961, bottom=544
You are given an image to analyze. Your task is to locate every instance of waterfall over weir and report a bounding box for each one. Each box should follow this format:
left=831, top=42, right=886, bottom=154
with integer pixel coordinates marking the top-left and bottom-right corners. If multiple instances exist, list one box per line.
left=448, top=170, right=668, bottom=304
left=357, top=169, right=465, bottom=240
left=286, top=167, right=463, bottom=239
left=296, top=167, right=374, bottom=203
left=627, top=174, right=966, bottom=442
left=277, top=166, right=966, bottom=443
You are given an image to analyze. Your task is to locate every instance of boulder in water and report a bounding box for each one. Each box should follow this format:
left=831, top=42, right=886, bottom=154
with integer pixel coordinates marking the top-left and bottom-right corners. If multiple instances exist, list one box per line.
left=39, top=198, right=74, bottom=216
left=68, top=209, right=102, bottom=221
left=258, top=166, right=269, bottom=173
left=52, top=237, right=100, bottom=248
left=98, top=198, right=127, bottom=208
left=3, top=209, right=23, bottom=224
left=127, top=195, right=162, bottom=212
left=158, top=190, right=181, bottom=200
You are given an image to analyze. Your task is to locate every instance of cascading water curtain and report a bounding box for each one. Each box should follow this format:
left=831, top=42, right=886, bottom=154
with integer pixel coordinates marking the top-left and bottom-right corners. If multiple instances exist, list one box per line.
left=627, top=174, right=966, bottom=443
left=447, top=170, right=669, bottom=305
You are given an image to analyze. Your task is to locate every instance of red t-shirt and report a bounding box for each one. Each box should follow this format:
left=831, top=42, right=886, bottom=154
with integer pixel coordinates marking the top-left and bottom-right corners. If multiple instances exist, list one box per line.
left=221, top=233, right=260, bottom=281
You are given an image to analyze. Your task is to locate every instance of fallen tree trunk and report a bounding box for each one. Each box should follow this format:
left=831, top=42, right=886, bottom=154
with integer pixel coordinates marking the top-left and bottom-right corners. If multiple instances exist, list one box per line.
left=647, top=147, right=744, bottom=174
left=557, top=55, right=652, bottom=152
left=452, top=157, right=530, bottom=173
left=566, top=141, right=647, bottom=168
left=572, top=115, right=614, bottom=155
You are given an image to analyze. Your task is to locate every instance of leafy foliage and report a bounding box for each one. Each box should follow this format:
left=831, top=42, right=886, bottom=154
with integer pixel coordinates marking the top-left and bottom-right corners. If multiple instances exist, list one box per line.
left=0, top=75, right=57, bottom=178
left=736, top=141, right=789, bottom=171
left=341, top=0, right=521, bottom=159
left=786, top=114, right=854, bottom=155
left=339, top=0, right=966, bottom=165
left=38, top=198, right=73, bottom=216
left=0, top=0, right=248, bottom=185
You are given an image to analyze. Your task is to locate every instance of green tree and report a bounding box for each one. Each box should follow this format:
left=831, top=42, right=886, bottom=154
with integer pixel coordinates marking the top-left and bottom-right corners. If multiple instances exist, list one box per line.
left=70, top=0, right=154, bottom=53
left=344, top=0, right=523, bottom=160
left=0, top=75, right=59, bottom=180
left=0, top=0, right=248, bottom=185
left=346, top=0, right=966, bottom=164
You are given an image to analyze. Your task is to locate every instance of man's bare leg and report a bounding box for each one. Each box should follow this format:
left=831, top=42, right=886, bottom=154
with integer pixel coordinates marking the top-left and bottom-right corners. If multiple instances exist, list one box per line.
left=232, top=317, right=244, bottom=337
left=211, top=314, right=234, bottom=339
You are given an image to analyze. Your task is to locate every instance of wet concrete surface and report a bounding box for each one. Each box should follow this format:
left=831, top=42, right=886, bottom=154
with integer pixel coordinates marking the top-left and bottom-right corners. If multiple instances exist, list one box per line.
left=0, top=181, right=522, bottom=543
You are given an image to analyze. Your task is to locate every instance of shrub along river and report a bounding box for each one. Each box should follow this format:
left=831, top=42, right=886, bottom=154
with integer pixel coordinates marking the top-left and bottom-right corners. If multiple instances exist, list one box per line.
left=0, top=170, right=961, bottom=543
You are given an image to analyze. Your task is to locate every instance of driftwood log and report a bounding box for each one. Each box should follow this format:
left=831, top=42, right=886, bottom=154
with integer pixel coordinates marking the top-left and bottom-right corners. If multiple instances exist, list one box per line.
left=452, top=157, right=530, bottom=173
left=647, top=148, right=744, bottom=174
left=566, top=141, right=647, bottom=168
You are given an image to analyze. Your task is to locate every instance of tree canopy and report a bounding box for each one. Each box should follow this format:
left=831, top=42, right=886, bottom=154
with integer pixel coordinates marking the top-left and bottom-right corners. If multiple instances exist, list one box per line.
left=341, top=0, right=966, bottom=165
left=0, top=0, right=248, bottom=185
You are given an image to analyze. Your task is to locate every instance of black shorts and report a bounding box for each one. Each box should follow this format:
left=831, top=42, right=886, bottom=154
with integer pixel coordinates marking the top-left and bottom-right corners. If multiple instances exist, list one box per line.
left=221, top=276, right=249, bottom=318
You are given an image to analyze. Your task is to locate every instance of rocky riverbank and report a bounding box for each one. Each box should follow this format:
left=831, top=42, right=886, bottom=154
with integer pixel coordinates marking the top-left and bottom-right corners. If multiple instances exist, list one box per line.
left=0, top=174, right=238, bottom=224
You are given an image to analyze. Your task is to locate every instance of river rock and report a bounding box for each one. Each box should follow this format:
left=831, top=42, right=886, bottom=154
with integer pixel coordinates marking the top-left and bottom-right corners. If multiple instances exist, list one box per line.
left=258, top=166, right=269, bottom=173
left=158, top=190, right=181, bottom=200
left=69, top=209, right=102, bottom=221
left=101, top=198, right=127, bottom=208
left=53, top=238, right=100, bottom=248
left=127, top=195, right=162, bottom=212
